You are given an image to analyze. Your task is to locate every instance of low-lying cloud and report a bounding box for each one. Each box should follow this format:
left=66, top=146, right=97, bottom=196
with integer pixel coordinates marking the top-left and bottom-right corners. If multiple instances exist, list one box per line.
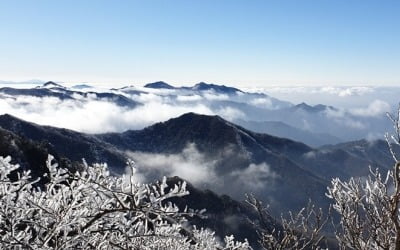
left=125, top=144, right=277, bottom=197
left=0, top=93, right=248, bottom=133
left=126, top=144, right=218, bottom=186
left=0, top=96, right=213, bottom=133
left=0, top=85, right=395, bottom=144
left=245, top=86, right=374, bottom=97
left=229, top=162, right=277, bottom=190
left=247, top=86, right=400, bottom=110
left=349, top=99, right=391, bottom=117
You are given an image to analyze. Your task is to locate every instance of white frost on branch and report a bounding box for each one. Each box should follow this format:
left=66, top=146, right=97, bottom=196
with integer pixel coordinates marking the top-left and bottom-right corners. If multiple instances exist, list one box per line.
left=0, top=155, right=251, bottom=249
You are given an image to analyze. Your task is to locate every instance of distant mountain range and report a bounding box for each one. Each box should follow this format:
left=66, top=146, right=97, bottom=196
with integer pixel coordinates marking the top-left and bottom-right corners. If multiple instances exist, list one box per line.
left=1, top=81, right=392, bottom=146
left=0, top=80, right=394, bottom=147
left=0, top=81, right=140, bottom=108
left=144, top=81, right=243, bottom=94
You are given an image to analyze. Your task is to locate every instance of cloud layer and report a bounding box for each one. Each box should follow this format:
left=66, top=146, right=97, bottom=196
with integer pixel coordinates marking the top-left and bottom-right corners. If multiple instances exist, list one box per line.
left=0, top=95, right=218, bottom=133
left=126, top=144, right=277, bottom=197
left=248, top=86, right=400, bottom=109
left=349, top=99, right=391, bottom=117
left=126, top=144, right=218, bottom=186
left=0, top=88, right=252, bottom=133
left=0, top=84, right=396, bottom=144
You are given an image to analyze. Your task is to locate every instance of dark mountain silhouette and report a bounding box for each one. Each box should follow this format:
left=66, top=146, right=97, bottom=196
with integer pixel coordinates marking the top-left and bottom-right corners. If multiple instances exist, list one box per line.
left=0, top=87, right=75, bottom=100
left=143, top=81, right=243, bottom=94
left=0, top=127, right=81, bottom=183
left=0, top=114, right=127, bottom=172
left=0, top=84, right=141, bottom=108
left=99, top=112, right=310, bottom=156
left=0, top=127, right=51, bottom=179
left=41, top=81, right=65, bottom=88
left=71, top=84, right=93, bottom=89
left=144, top=81, right=176, bottom=89
left=190, top=82, right=242, bottom=94
left=291, top=103, right=336, bottom=113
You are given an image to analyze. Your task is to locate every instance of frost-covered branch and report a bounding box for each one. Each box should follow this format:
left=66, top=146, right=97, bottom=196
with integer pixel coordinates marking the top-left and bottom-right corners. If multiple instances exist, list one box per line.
left=0, top=155, right=251, bottom=249
left=246, top=194, right=329, bottom=250
left=325, top=107, right=400, bottom=250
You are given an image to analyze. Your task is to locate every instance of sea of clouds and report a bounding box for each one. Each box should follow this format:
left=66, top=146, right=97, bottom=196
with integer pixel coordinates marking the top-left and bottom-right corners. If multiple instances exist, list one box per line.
left=0, top=83, right=397, bottom=142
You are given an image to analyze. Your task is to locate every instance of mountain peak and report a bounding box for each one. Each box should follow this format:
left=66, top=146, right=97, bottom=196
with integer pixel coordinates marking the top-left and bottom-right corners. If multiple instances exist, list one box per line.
left=71, top=84, right=92, bottom=89
left=294, top=102, right=330, bottom=112
left=174, top=112, right=223, bottom=122
left=0, top=113, right=16, bottom=119
left=0, top=113, right=27, bottom=125
left=192, top=82, right=242, bottom=94
left=41, top=81, right=65, bottom=89
left=296, top=102, right=312, bottom=109
left=144, top=81, right=175, bottom=89
left=193, top=82, right=210, bottom=89
left=125, top=112, right=247, bottom=154
left=0, top=114, right=20, bottom=129
left=160, top=112, right=237, bottom=131
left=0, top=113, right=44, bottom=129
left=134, top=112, right=312, bottom=158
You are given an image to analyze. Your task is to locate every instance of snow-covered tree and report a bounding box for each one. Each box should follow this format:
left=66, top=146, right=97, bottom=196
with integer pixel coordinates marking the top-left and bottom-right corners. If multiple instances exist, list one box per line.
left=0, top=155, right=251, bottom=249
left=246, top=195, right=330, bottom=250
left=326, top=108, right=400, bottom=250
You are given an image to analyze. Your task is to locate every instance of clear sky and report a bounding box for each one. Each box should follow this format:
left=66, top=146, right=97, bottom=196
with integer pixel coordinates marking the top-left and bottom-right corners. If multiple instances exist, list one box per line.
left=0, top=0, right=399, bottom=87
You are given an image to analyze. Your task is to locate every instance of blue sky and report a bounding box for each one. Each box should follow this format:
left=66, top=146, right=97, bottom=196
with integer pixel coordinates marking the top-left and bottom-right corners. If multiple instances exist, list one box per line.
left=0, top=0, right=399, bottom=87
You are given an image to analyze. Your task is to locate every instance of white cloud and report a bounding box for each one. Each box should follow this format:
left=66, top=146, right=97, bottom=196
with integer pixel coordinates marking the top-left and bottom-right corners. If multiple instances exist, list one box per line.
left=366, top=132, right=385, bottom=142
left=313, top=86, right=374, bottom=97
left=324, top=108, right=346, bottom=118
left=337, top=87, right=374, bottom=97
left=0, top=86, right=253, bottom=133
left=303, top=151, right=317, bottom=159
left=1, top=84, right=395, bottom=143
left=349, top=100, right=391, bottom=117
left=0, top=95, right=215, bottom=133
left=249, top=97, right=273, bottom=109
left=130, top=92, right=164, bottom=103
left=324, top=109, right=367, bottom=129
left=124, top=144, right=277, bottom=195
left=126, top=144, right=218, bottom=186
left=202, top=91, right=230, bottom=101
left=229, top=162, right=276, bottom=190
left=214, top=107, right=245, bottom=121
left=244, top=86, right=388, bottom=109
left=255, top=86, right=375, bottom=97
left=342, top=119, right=366, bottom=129
left=176, top=95, right=203, bottom=102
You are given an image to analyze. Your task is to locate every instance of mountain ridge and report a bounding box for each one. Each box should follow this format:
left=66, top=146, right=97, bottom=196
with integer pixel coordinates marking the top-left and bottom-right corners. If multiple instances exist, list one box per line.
left=0, top=112, right=395, bottom=215
left=0, top=112, right=328, bottom=212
